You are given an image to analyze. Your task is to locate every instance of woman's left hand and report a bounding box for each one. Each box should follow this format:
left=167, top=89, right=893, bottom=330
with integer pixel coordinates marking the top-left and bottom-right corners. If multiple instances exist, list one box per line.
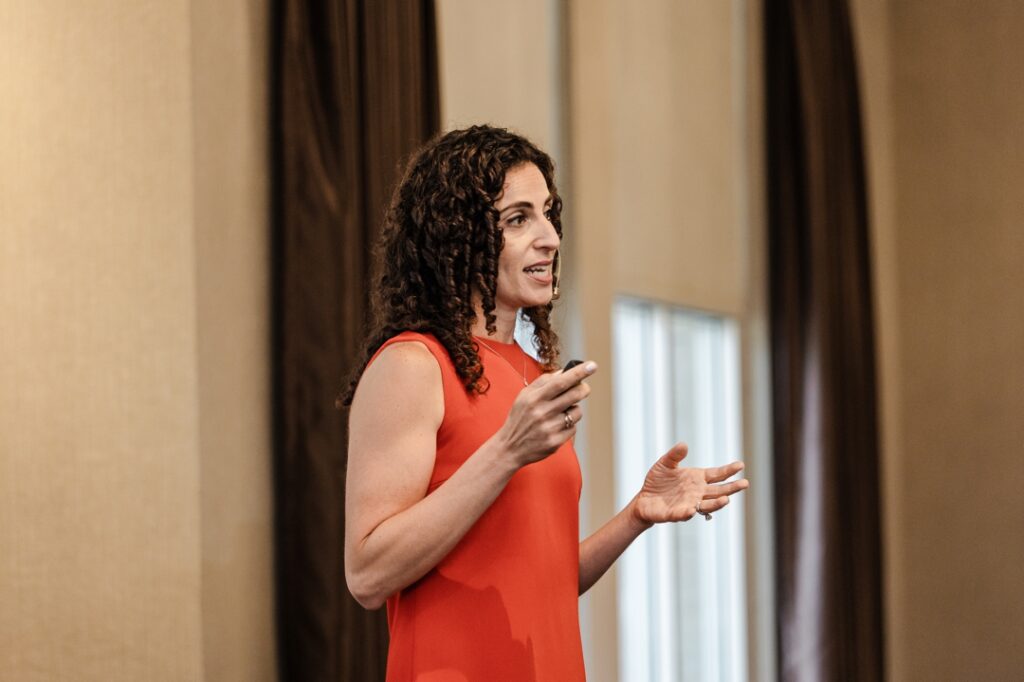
left=631, top=442, right=749, bottom=526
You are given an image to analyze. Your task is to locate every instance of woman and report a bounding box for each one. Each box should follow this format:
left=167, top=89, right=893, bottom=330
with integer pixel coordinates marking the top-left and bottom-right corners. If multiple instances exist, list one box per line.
left=340, top=125, right=748, bottom=680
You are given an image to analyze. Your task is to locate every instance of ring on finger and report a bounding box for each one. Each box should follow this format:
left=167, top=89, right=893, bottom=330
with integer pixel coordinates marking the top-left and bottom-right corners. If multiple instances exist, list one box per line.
left=695, top=500, right=712, bottom=521
left=563, top=410, right=575, bottom=430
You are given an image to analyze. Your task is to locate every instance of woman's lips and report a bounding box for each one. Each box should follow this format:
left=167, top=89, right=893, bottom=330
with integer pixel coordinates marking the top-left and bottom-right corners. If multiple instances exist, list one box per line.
left=524, top=270, right=552, bottom=285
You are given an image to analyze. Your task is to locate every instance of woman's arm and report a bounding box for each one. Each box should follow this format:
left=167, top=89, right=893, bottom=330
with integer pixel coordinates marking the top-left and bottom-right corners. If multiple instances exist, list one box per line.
left=577, top=443, right=749, bottom=595
left=578, top=497, right=650, bottom=595
left=345, top=342, right=511, bottom=609
left=345, top=342, right=595, bottom=609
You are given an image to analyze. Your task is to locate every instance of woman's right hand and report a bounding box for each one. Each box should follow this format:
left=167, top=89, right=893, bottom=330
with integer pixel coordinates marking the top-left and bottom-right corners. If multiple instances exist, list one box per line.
left=496, top=361, right=597, bottom=467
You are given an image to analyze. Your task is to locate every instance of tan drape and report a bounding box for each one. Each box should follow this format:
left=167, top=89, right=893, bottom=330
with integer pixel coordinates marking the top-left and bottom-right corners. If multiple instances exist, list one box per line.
left=765, top=1, right=886, bottom=680
left=270, top=1, right=439, bottom=678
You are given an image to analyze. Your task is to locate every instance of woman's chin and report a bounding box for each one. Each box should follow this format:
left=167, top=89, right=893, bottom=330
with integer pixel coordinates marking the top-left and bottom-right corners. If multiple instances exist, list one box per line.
left=523, top=293, right=554, bottom=309
left=500, top=286, right=554, bottom=311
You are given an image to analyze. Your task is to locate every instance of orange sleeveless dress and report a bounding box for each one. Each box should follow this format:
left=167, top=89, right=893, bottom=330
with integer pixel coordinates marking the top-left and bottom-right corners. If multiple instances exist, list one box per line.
left=366, top=331, right=585, bottom=681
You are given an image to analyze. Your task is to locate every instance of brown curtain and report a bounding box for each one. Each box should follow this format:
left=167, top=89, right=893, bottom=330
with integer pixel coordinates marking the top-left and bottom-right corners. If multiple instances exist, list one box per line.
left=270, top=1, right=439, bottom=679
left=765, top=1, right=885, bottom=680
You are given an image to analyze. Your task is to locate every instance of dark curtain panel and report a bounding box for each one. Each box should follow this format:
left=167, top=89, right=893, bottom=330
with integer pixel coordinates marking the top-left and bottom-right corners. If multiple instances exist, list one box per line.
left=765, top=2, right=885, bottom=680
left=270, top=1, right=439, bottom=679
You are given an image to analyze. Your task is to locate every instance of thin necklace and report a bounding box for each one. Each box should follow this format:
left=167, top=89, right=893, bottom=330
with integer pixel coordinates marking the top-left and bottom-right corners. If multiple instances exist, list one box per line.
left=475, top=336, right=528, bottom=386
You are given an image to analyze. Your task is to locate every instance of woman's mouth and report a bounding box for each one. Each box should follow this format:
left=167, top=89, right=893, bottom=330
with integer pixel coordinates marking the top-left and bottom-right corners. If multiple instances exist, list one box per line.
left=523, top=266, right=552, bottom=285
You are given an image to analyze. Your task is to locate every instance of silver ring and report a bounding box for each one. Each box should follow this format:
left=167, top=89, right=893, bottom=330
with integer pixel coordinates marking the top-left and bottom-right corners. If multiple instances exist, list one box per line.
left=695, top=501, right=712, bottom=521
left=563, top=411, right=575, bottom=430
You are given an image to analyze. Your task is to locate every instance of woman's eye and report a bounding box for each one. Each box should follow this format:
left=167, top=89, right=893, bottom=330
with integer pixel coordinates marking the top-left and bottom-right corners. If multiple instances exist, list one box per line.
left=543, top=209, right=553, bottom=221
left=507, top=214, right=526, bottom=226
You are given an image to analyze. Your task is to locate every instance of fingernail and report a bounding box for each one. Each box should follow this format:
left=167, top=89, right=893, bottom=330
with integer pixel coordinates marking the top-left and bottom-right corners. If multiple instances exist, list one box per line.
left=584, top=362, right=597, bottom=374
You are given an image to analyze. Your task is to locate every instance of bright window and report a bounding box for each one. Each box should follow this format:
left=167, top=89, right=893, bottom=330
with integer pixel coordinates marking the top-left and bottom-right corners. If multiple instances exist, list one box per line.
left=613, top=296, right=747, bottom=682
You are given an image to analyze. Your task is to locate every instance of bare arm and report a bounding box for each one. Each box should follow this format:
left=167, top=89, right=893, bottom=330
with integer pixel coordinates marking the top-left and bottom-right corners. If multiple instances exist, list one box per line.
left=578, top=497, right=650, bottom=595
left=344, top=342, right=596, bottom=609
left=577, top=443, right=749, bottom=595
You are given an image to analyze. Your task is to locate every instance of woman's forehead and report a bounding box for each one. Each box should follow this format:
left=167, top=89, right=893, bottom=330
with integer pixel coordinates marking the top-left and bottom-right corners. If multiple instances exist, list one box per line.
left=496, top=163, right=550, bottom=209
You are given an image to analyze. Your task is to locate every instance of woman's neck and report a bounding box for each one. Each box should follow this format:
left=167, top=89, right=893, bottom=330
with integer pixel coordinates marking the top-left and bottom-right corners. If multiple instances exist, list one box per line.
left=470, top=301, right=517, bottom=344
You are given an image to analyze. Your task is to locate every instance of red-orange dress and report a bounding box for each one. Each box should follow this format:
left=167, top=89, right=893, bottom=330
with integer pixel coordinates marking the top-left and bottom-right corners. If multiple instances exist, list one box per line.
left=366, top=331, right=585, bottom=681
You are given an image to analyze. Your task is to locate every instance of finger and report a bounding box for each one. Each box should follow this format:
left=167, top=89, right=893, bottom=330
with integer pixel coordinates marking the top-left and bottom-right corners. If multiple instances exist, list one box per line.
left=547, top=405, right=582, bottom=439
left=565, top=404, right=583, bottom=426
left=703, top=479, right=749, bottom=498
left=697, top=495, right=731, bottom=514
left=561, top=404, right=583, bottom=428
left=704, top=460, right=745, bottom=483
left=658, top=443, right=689, bottom=468
left=548, top=381, right=591, bottom=414
left=537, top=361, right=597, bottom=400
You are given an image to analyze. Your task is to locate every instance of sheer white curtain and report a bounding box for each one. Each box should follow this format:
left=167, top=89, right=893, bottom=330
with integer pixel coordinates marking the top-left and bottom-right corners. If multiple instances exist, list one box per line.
left=613, top=297, right=747, bottom=682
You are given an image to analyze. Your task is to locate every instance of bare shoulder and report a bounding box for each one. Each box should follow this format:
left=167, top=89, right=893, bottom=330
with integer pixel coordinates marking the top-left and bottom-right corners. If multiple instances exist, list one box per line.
left=350, top=340, right=444, bottom=429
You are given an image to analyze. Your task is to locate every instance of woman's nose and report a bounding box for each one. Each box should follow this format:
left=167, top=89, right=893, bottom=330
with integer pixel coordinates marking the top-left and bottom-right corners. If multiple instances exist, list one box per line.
left=536, top=216, right=560, bottom=251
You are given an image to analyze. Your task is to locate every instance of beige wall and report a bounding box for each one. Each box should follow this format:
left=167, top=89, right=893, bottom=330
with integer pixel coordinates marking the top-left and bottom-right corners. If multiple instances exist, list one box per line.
left=0, top=1, right=274, bottom=679
left=604, top=1, right=746, bottom=316
left=192, top=1, right=275, bottom=679
left=436, top=0, right=565, bottom=159
left=853, top=1, right=1024, bottom=680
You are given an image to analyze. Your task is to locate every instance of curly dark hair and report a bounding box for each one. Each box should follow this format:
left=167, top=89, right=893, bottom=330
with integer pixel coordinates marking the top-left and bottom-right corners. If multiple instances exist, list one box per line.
left=337, top=125, right=564, bottom=408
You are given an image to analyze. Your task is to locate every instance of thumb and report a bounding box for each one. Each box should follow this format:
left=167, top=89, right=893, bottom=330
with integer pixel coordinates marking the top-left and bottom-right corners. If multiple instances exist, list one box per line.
left=659, top=442, right=689, bottom=468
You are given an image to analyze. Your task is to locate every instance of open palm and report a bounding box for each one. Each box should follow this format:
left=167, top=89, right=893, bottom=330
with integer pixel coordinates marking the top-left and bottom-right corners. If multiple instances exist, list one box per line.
left=633, top=443, right=749, bottom=524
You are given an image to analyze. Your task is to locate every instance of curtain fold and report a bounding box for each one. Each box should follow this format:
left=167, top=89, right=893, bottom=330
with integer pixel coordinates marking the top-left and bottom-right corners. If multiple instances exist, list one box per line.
left=271, top=1, right=439, bottom=679
left=765, top=2, right=885, bottom=680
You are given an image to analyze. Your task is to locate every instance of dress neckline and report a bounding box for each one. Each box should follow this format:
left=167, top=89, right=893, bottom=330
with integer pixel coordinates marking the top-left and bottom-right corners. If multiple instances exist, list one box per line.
left=472, top=334, right=519, bottom=349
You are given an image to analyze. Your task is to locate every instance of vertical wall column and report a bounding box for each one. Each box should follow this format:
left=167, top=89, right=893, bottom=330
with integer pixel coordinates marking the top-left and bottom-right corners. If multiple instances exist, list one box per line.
left=853, top=2, right=1024, bottom=680
left=193, top=0, right=275, bottom=679
left=565, top=1, right=619, bottom=678
left=0, top=1, right=274, bottom=679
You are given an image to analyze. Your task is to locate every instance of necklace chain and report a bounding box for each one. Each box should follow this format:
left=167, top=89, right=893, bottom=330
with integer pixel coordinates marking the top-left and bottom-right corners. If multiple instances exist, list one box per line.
left=475, top=336, right=528, bottom=387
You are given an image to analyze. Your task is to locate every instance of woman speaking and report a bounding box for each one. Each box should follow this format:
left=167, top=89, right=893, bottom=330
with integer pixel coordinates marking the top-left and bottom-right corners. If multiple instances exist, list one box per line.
left=340, top=125, right=749, bottom=680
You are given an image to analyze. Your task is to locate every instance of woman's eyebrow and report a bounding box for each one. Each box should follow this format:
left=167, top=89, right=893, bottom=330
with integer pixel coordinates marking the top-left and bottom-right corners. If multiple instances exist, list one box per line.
left=499, top=196, right=554, bottom=214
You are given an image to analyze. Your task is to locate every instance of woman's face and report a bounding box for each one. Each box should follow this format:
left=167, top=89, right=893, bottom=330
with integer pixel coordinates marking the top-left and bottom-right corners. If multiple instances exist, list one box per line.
left=493, top=162, right=560, bottom=312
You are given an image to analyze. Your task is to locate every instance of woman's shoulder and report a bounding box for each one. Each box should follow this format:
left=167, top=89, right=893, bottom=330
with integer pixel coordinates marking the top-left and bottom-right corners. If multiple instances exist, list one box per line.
left=363, top=338, right=442, bottom=390
left=364, top=332, right=461, bottom=397
left=356, top=332, right=446, bottom=408
left=369, top=330, right=451, bottom=367
left=351, top=335, right=445, bottom=435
